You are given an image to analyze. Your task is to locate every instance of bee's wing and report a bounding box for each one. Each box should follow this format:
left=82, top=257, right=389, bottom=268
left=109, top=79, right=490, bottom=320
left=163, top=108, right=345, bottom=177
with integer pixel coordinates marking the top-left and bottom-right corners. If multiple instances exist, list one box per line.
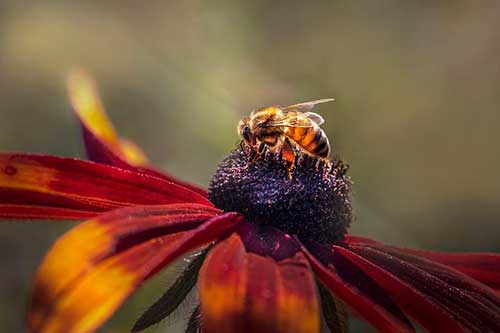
left=260, top=99, right=332, bottom=128
left=261, top=115, right=316, bottom=128
left=303, top=112, right=324, bottom=126
left=282, top=98, right=334, bottom=112
left=265, top=112, right=324, bottom=127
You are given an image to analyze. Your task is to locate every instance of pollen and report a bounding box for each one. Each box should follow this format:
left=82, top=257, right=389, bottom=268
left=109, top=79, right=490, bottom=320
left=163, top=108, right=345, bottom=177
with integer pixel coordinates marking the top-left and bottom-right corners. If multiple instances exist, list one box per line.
left=208, top=147, right=352, bottom=243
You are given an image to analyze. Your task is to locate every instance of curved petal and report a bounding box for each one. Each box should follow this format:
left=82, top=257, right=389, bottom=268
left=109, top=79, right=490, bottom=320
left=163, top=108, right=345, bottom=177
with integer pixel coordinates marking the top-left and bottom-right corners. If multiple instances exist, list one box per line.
left=199, top=234, right=320, bottom=333
left=332, top=245, right=466, bottom=332
left=299, top=242, right=415, bottom=333
left=349, top=243, right=500, bottom=333
left=28, top=210, right=241, bottom=333
left=31, top=203, right=220, bottom=307
left=393, top=248, right=500, bottom=293
left=345, top=235, right=500, bottom=294
left=68, top=70, right=207, bottom=196
left=0, top=153, right=211, bottom=219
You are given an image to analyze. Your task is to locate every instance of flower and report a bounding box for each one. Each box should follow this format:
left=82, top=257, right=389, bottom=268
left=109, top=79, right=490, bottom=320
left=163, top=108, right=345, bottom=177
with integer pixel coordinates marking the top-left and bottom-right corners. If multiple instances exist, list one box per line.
left=1, top=70, right=499, bottom=333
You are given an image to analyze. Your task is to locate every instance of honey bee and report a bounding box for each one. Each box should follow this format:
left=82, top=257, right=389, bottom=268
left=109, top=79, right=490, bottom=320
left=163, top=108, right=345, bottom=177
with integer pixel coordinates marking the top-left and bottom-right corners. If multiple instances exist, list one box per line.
left=238, top=98, right=333, bottom=174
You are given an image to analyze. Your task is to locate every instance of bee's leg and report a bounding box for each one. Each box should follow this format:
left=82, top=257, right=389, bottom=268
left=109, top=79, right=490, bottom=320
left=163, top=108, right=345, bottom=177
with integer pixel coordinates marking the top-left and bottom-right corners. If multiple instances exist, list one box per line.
left=239, top=140, right=246, bottom=150
left=258, top=141, right=267, bottom=154
left=250, top=141, right=267, bottom=162
left=281, top=138, right=295, bottom=178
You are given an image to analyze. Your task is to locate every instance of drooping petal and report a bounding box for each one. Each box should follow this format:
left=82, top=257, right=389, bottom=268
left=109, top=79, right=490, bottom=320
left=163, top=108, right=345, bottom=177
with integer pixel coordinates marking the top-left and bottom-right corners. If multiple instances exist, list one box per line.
left=381, top=246, right=500, bottom=308
left=393, top=247, right=500, bottom=293
left=31, top=203, right=220, bottom=308
left=345, top=235, right=500, bottom=294
left=349, top=243, right=500, bottom=333
left=199, top=234, right=320, bottom=333
left=300, top=242, right=415, bottom=333
left=332, top=245, right=466, bottom=332
left=28, top=210, right=241, bottom=333
left=67, top=69, right=207, bottom=196
left=0, top=153, right=211, bottom=219
left=198, top=234, right=246, bottom=333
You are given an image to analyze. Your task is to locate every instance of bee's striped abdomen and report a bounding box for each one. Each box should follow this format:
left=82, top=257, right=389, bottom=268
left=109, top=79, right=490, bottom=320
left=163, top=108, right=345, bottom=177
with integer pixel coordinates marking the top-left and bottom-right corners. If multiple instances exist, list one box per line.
left=286, top=126, right=330, bottom=158
left=309, top=129, right=330, bottom=157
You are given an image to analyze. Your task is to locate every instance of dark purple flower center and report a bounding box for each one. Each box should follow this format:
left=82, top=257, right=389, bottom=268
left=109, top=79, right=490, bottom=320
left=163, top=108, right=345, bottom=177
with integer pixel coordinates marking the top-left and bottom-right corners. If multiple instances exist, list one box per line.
left=208, top=146, right=352, bottom=243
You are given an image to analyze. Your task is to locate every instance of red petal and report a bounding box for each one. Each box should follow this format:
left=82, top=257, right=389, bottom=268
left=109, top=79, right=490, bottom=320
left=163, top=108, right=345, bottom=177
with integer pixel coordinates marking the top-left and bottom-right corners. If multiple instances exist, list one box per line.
left=346, top=235, right=500, bottom=294
left=199, top=234, right=320, bottom=333
left=300, top=242, right=415, bottom=333
left=381, top=246, right=500, bottom=308
left=333, top=245, right=466, bottom=332
left=28, top=210, right=241, bottom=333
left=68, top=70, right=207, bottom=196
left=0, top=204, right=95, bottom=220
left=236, top=222, right=300, bottom=260
left=344, top=234, right=378, bottom=245
left=350, top=243, right=500, bottom=332
left=0, top=153, right=211, bottom=219
left=392, top=247, right=500, bottom=293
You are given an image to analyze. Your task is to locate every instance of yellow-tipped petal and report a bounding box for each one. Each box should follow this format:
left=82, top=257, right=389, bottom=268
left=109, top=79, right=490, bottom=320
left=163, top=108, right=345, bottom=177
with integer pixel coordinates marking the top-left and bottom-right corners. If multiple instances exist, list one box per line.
left=67, top=69, right=207, bottom=196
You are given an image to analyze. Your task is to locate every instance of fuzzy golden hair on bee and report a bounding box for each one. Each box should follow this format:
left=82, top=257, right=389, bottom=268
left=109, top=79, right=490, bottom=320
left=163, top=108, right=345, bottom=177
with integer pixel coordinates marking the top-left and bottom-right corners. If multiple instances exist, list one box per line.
left=237, top=98, right=334, bottom=176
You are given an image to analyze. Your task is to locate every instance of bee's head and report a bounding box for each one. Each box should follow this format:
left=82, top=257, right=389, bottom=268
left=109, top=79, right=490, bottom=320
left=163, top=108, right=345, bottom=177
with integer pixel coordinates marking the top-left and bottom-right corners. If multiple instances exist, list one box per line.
left=238, top=118, right=255, bottom=146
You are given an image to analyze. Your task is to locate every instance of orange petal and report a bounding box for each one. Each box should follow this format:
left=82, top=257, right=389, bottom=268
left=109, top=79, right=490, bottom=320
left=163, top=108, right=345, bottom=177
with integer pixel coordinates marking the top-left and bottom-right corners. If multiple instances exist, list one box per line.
left=31, top=203, right=220, bottom=309
left=67, top=69, right=207, bottom=196
left=199, top=234, right=320, bottom=333
left=67, top=69, right=125, bottom=159
left=0, top=153, right=211, bottom=219
left=28, top=211, right=241, bottom=333
left=118, top=138, right=149, bottom=166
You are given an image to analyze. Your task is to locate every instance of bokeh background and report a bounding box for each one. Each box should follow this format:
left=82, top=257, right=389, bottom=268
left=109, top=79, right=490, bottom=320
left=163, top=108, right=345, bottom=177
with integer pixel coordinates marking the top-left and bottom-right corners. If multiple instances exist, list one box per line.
left=1, top=1, right=499, bottom=332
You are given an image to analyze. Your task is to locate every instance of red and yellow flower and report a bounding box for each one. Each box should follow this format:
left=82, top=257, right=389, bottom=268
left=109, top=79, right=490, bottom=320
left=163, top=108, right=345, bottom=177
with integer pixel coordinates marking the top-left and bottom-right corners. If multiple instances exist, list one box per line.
left=1, top=70, right=499, bottom=333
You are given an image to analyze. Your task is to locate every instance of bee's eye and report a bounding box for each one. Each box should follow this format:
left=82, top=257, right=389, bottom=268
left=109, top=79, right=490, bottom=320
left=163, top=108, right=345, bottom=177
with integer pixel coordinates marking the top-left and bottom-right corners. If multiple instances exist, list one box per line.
left=243, top=126, right=251, bottom=142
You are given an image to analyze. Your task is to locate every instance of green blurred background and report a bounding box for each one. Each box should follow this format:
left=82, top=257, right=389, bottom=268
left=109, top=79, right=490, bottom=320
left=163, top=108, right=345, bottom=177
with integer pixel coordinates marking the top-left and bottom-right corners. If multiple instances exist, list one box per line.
left=1, top=1, right=499, bottom=332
